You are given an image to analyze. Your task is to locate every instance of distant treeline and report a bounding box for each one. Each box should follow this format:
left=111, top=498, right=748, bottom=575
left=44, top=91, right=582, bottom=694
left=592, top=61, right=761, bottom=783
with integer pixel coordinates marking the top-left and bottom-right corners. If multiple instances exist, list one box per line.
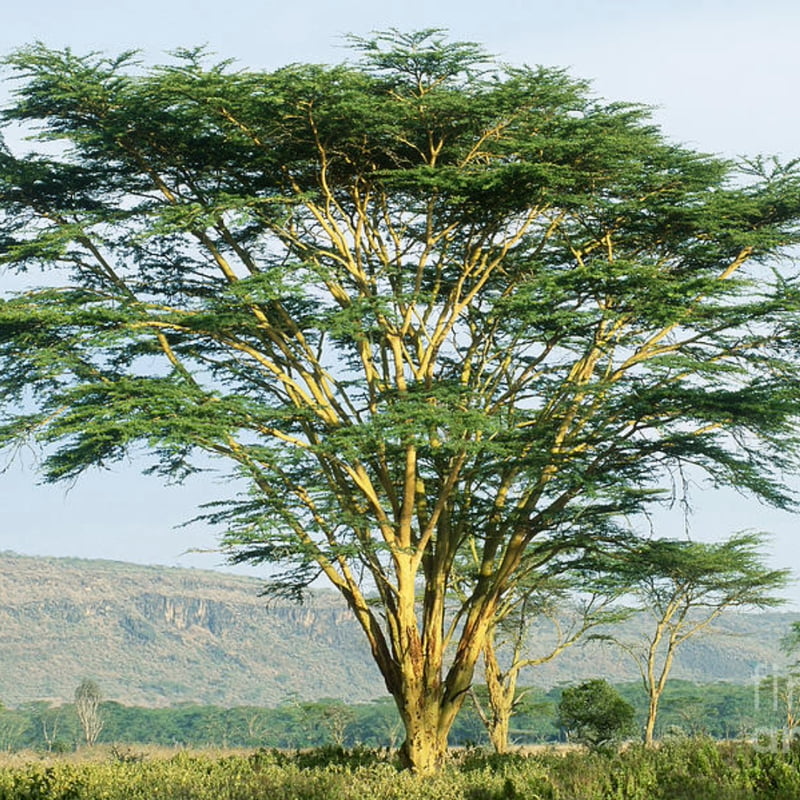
left=0, top=680, right=785, bottom=752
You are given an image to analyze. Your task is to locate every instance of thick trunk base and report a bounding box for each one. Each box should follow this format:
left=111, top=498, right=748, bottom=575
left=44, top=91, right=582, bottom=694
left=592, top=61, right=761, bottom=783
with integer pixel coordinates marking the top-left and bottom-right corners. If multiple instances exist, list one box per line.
left=396, top=694, right=451, bottom=773
left=398, top=733, right=448, bottom=774
left=488, top=718, right=510, bottom=755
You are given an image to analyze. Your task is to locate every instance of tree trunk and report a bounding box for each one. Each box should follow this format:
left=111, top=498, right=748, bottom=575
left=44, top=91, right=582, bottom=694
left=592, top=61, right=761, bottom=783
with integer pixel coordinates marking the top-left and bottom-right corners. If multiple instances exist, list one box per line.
left=488, top=710, right=511, bottom=755
left=337, top=549, right=496, bottom=772
left=644, top=690, right=659, bottom=747
left=482, top=635, right=516, bottom=754
left=399, top=739, right=446, bottom=775
left=390, top=599, right=492, bottom=771
left=644, top=628, right=676, bottom=747
left=395, top=687, right=455, bottom=775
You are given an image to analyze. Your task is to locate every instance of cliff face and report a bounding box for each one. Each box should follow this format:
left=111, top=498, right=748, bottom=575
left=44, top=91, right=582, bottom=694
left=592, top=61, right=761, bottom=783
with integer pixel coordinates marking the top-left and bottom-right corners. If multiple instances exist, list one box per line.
left=1, top=552, right=796, bottom=709
left=0, top=552, right=383, bottom=707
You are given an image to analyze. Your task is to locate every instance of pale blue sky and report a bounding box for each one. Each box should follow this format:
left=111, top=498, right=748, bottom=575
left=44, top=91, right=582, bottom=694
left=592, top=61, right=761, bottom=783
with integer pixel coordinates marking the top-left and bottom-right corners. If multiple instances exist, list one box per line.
left=1, top=0, right=799, bottom=604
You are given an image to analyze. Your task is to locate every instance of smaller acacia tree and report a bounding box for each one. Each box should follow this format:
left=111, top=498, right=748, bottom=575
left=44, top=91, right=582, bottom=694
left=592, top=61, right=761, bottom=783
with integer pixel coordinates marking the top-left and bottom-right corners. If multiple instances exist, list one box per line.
left=763, top=621, right=800, bottom=740
left=596, top=532, right=789, bottom=746
left=760, top=672, right=800, bottom=743
left=74, top=679, right=103, bottom=747
left=470, top=574, right=629, bottom=753
left=557, top=679, right=635, bottom=750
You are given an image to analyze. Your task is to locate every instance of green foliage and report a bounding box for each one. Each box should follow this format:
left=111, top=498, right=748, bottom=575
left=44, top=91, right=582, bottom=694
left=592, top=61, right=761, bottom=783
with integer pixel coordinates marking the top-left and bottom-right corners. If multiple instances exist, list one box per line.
left=610, top=533, right=790, bottom=612
left=557, top=679, right=636, bottom=749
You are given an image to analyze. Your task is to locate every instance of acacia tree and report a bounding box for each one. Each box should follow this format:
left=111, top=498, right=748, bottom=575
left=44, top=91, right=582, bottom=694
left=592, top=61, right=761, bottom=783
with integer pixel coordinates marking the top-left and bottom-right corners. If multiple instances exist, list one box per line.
left=763, top=621, right=800, bottom=740
left=470, top=573, right=629, bottom=753
left=74, top=679, right=103, bottom=747
left=1, top=30, right=800, bottom=771
left=595, top=532, right=789, bottom=746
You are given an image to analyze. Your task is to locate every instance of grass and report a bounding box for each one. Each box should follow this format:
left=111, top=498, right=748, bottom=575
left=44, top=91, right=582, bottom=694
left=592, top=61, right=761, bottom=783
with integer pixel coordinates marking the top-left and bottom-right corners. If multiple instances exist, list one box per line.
left=1, top=738, right=800, bottom=799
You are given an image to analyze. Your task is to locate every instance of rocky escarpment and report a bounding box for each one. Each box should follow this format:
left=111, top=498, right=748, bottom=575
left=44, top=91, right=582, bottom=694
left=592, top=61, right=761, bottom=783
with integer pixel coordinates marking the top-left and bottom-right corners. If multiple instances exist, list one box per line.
left=1, top=552, right=797, bottom=709
left=0, top=553, right=383, bottom=707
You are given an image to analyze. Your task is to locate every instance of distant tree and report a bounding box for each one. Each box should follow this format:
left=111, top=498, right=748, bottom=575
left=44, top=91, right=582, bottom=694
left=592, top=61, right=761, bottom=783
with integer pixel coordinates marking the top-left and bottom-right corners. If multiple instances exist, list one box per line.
left=244, top=709, right=271, bottom=746
left=353, top=698, right=404, bottom=748
left=38, top=704, right=64, bottom=752
left=557, top=679, right=635, bottom=750
left=595, top=532, right=789, bottom=746
left=3, top=29, right=800, bottom=771
left=0, top=706, right=26, bottom=752
left=297, top=698, right=357, bottom=747
left=781, top=621, right=800, bottom=671
left=74, top=679, right=103, bottom=746
left=760, top=673, right=800, bottom=744
left=761, top=621, right=800, bottom=741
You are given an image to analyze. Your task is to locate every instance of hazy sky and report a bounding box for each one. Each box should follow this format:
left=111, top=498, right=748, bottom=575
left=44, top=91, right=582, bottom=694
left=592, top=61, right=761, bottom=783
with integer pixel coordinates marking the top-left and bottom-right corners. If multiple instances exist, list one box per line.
left=1, top=0, right=799, bottom=604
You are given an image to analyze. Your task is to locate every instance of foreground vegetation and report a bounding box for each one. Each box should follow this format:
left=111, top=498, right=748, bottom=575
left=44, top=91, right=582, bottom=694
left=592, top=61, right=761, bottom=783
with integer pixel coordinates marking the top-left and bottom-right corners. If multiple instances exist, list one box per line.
left=1, top=739, right=800, bottom=800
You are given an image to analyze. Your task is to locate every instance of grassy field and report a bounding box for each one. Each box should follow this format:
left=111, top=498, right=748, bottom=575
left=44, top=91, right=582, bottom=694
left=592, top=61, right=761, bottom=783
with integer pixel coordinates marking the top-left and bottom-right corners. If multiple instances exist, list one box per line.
left=1, top=739, right=800, bottom=800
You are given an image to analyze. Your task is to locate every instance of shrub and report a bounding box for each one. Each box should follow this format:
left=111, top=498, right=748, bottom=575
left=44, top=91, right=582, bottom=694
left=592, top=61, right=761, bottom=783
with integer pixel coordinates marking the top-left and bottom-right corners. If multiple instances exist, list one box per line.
left=557, top=679, right=636, bottom=750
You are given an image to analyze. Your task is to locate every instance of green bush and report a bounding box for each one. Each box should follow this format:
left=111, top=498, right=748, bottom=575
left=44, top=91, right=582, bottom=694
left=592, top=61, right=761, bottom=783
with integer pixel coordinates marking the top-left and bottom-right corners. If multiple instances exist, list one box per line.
left=557, top=679, right=636, bottom=750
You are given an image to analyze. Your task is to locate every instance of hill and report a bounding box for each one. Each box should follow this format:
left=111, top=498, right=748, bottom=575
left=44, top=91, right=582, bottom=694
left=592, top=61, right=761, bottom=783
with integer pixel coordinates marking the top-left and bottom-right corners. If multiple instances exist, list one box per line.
left=0, top=552, right=796, bottom=708
left=0, top=552, right=382, bottom=707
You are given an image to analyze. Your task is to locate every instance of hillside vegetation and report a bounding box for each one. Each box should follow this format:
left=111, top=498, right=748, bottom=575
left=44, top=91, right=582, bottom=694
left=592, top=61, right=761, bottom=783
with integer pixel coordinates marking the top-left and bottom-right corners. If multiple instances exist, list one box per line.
left=0, top=552, right=381, bottom=707
left=0, top=552, right=796, bottom=708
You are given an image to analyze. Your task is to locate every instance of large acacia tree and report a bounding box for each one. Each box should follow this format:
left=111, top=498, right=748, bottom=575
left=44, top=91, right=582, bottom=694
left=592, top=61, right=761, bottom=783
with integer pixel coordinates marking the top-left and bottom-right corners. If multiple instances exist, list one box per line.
left=2, top=30, right=800, bottom=771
